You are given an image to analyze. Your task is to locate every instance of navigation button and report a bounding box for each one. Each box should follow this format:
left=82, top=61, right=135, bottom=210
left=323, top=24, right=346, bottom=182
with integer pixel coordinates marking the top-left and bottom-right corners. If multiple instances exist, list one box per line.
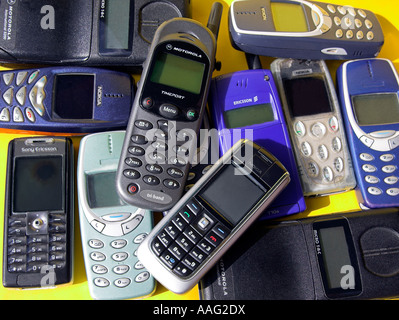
left=159, top=104, right=179, bottom=119
left=102, top=212, right=131, bottom=223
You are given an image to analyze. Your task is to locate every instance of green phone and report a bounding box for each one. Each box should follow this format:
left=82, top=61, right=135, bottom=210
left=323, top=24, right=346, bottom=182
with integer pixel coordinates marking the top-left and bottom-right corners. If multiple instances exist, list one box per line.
left=77, top=130, right=155, bottom=300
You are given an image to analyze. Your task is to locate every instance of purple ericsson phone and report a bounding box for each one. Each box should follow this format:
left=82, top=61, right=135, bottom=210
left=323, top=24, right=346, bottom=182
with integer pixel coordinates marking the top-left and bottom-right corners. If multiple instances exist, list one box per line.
left=210, top=69, right=306, bottom=219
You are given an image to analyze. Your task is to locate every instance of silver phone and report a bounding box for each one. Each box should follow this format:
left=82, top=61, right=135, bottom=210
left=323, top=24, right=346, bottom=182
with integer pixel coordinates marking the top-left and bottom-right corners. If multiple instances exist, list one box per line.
left=271, top=58, right=356, bottom=196
left=137, top=139, right=290, bottom=294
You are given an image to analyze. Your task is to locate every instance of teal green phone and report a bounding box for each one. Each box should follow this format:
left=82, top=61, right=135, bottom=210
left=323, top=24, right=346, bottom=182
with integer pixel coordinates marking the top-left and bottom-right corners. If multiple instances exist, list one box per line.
left=77, top=131, right=155, bottom=300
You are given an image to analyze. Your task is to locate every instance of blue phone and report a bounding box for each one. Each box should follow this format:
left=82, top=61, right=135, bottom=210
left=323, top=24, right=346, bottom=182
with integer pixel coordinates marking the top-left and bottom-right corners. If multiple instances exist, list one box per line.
left=210, top=69, right=306, bottom=219
left=337, top=58, right=399, bottom=209
left=0, top=67, right=133, bottom=133
left=77, top=131, right=155, bottom=300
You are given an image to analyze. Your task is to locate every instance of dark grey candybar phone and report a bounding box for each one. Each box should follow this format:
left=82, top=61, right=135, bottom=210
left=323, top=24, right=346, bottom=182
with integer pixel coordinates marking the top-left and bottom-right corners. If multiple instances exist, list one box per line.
left=0, top=0, right=189, bottom=69
left=116, top=3, right=222, bottom=211
left=3, top=137, right=74, bottom=288
left=137, top=139, right=290, bottom=294
left=200, top=207, right=399, bottom=300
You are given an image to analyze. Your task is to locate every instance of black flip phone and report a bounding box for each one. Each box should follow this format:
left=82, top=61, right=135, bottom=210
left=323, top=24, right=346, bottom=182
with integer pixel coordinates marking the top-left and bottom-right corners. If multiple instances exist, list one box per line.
left=0, top=0, right=189, bottom=69
left=200, top=207, right=399, bottom=300
left=3, top=137, right=74, bottom=288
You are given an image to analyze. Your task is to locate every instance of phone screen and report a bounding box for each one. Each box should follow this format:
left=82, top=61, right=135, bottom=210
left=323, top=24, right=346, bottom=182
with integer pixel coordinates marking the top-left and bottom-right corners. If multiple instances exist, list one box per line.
left=150, top=52, right=206, bottom=94
left=13, top=156, right=63, bottom=213
left=283, top=76, right=332, bottom=117
left=352, top=93, right=399, bottom=126
left=87, top=171, right=125, bottom=208
left=53, top=74, right=95, bottom=120
left=199, top=163, right=265, bottom=225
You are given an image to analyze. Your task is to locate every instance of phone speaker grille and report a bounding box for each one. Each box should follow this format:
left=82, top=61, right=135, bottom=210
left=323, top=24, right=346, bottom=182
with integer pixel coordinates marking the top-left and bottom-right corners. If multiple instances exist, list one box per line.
left=235, top=78, right=249, bottom=88
left=107, top=134, right=113, bottom=154
left=104, top=93, right=124, bottom=98
left=234, top=11, right=256, bottom=15
left=352, top=50, right=363, bottom=57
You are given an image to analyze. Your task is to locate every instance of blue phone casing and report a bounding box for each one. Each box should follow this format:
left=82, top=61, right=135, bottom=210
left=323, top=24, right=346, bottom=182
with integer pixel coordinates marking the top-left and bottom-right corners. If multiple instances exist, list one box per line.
left=0, top=66, right=133, bottom=133
left=210, top=69, right=306, bottom=219
left=337, top=58, right=399, bottom=209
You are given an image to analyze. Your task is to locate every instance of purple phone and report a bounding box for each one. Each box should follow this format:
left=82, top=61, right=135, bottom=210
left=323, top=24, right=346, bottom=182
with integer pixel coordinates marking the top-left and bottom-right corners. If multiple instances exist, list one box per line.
left=210, top=69, right=306, bottom=219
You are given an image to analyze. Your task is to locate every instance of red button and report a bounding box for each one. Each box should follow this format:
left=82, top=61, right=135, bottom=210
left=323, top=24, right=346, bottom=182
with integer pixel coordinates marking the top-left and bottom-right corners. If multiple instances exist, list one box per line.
left=127, top=183, right=139, bottom=194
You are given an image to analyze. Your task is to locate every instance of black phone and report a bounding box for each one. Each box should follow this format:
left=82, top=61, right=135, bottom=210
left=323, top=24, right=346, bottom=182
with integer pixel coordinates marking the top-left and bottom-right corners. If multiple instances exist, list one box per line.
left=3, top=137, right=74, bottom=288
left=0, top=0, right=189, bottom=69
left=200, top=207, right=399, bottom=300
left=116, top=3, right=222, bottom=212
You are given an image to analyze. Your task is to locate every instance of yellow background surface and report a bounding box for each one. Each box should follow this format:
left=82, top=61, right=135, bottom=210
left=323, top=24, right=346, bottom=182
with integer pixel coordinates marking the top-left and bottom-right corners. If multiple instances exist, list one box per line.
left=0, top=0, right=398, bottom=299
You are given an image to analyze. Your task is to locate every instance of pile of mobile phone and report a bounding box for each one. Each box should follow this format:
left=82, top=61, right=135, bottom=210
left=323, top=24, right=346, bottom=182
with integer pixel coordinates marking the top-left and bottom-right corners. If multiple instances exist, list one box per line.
left=4, top=0, right=399, bottom=303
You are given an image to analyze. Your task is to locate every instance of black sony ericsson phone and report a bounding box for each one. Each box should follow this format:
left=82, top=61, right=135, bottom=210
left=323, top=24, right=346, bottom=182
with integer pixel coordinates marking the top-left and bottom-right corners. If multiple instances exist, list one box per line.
left=3, top=137, right=74, bottom=288
left=0, top=0, right=189, bottom=68
left=200, top=207, right=399, bottom=300
left=116, top=3, right=222, bottom=212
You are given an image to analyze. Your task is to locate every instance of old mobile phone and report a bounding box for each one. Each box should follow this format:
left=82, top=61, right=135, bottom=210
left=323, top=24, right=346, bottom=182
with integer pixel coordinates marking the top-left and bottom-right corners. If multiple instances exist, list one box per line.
left=116, top=3, right=222, bottom=212
left=77, top=131, right=155, bottom=300
left=3, top=137, right=73, bottom=288
left=337, top=58, right=399, bottom=209
left=137, top=139, right=290, bottom=294
left=0, top=0, right=189, bottom=69
left=200, top=207, right=399, bottom=300
left=229, top=0, right=384, bottom=60
left=271, top=58, right=356, bottom=196
left=210, top=68, right=306, bottom=219
left=0, top=66, right=134, bottom=134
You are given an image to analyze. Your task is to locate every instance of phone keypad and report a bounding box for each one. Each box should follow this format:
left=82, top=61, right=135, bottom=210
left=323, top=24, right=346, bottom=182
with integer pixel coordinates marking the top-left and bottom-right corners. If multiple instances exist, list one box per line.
left=151, top=198, right=231, bottom=278
left=359, top=152, right=399, bottom=198
left=7, top=213, right=67, bottom=274
left=123, top=120, right=192, bottom=206
left=0, top=70, right=46, bottom=124
left=294, top=117, right=346, bottom=185
left=89, top=233, right=151, bottom=289
left=319, top=3, right=377, bottom=41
